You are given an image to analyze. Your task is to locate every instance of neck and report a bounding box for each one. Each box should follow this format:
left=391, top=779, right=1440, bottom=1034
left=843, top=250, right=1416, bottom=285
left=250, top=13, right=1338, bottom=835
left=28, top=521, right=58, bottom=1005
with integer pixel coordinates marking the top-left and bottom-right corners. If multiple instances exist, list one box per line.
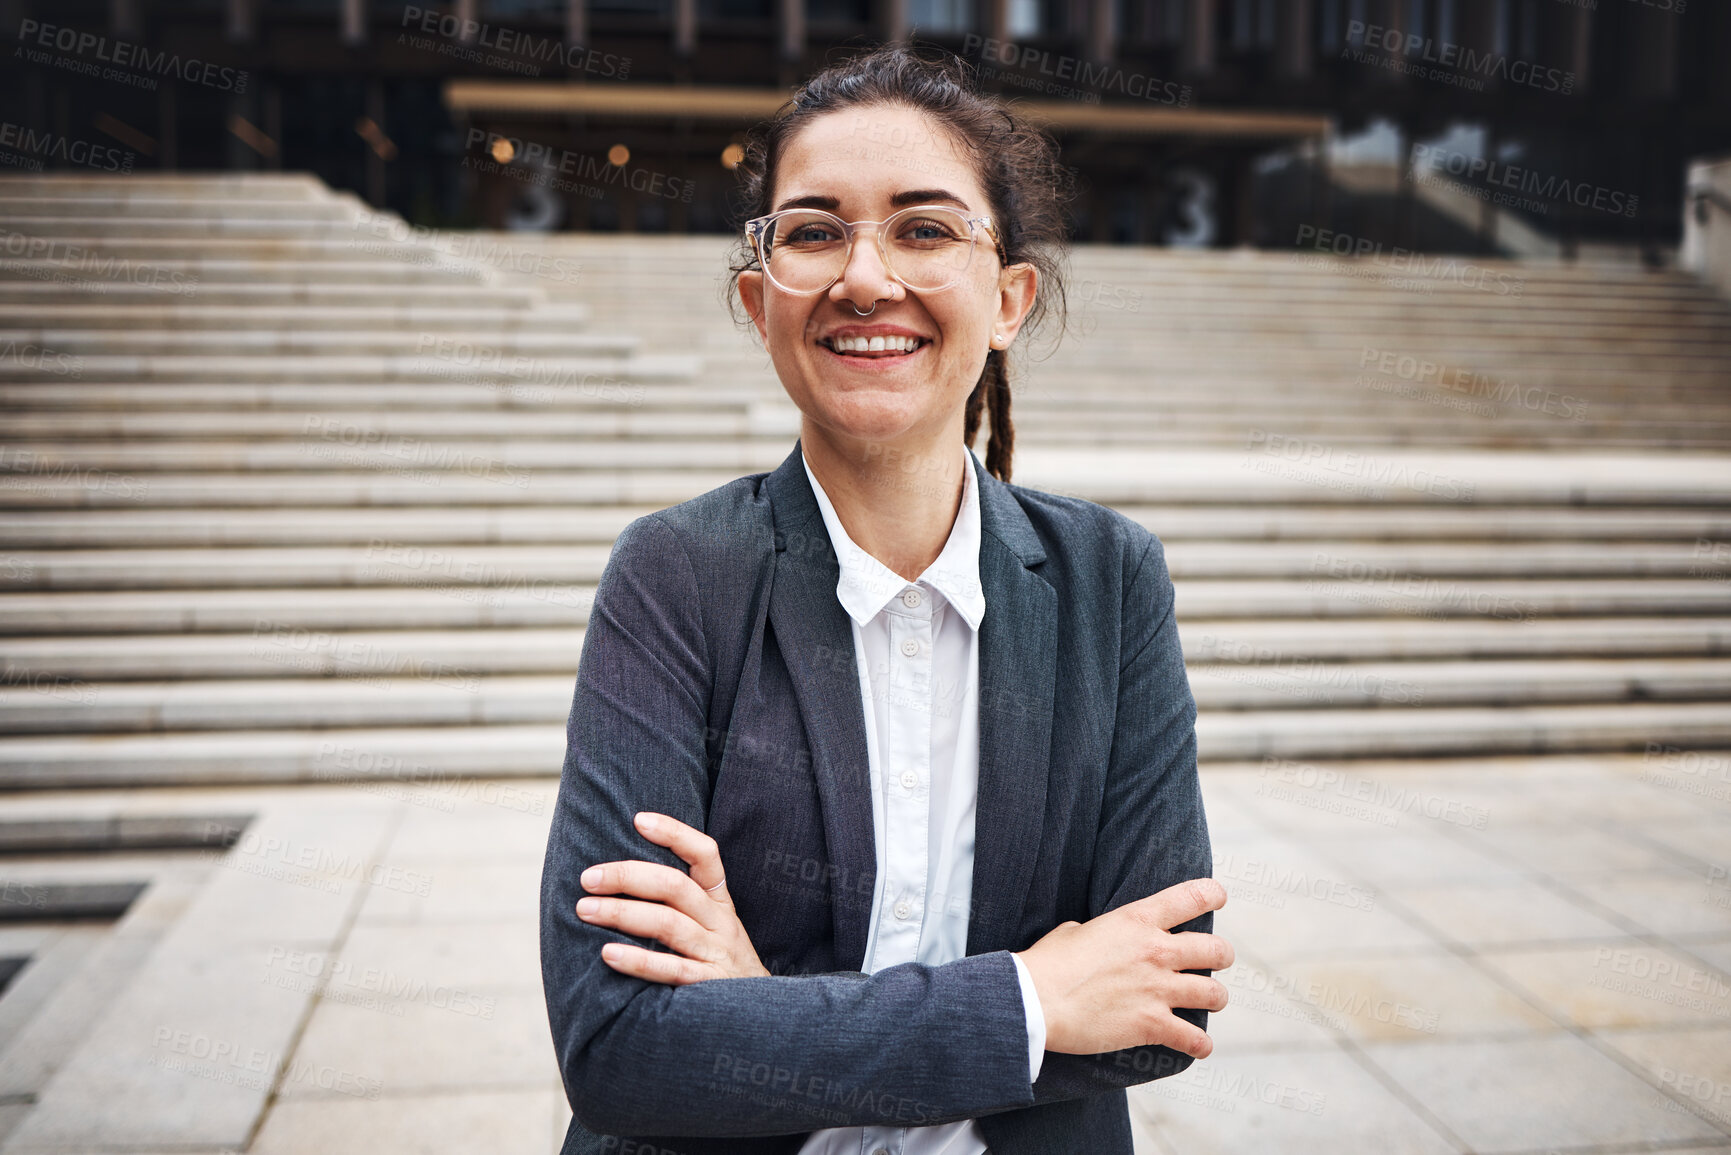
left=800, top=419, right=967, bottom=583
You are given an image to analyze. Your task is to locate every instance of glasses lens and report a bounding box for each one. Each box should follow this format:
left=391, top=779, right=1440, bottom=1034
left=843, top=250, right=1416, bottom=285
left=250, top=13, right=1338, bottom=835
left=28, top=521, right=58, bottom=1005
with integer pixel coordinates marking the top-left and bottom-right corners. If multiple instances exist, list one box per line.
left=882, top=207, right=978, bottom=291
left=760, top=211, right=851, bottom=293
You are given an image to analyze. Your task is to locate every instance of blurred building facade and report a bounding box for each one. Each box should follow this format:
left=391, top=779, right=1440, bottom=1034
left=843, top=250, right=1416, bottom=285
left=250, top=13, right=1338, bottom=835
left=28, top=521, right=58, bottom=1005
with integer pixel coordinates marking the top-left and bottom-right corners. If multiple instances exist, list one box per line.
left=4, top=0, right=1730, bottom=255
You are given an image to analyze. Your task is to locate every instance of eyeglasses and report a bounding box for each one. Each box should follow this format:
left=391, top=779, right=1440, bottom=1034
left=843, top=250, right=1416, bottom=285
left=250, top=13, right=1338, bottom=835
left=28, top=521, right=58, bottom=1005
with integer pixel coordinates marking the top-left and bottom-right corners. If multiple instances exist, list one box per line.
left=744, top=204, right=1006, bottom=295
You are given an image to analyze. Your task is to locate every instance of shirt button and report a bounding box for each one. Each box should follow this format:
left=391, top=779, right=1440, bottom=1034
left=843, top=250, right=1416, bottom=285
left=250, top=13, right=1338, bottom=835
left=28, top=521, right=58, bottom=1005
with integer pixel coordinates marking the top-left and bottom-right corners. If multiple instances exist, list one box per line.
left=873, top=1148, right=891, bottom=1155
left=901, top=588, right=922, bottom=608
left=893, top=900, right=912, bottom=920
left=900, top=770, right=917, bottom=790
left=900, top=638, right=920, bottom=658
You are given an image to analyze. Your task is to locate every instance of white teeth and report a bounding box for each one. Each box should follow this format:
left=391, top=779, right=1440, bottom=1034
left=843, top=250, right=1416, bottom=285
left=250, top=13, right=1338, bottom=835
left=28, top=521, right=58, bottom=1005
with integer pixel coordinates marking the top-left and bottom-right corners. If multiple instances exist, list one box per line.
left=829, top=334, right=921, bottom=354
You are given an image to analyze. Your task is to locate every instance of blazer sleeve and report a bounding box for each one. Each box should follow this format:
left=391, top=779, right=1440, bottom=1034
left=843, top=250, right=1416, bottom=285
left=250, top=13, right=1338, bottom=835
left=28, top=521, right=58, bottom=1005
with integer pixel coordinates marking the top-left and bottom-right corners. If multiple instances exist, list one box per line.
left=1023, top=531, right=1214, bottom=1106
left=540, top=513, right=1041, bottom=1139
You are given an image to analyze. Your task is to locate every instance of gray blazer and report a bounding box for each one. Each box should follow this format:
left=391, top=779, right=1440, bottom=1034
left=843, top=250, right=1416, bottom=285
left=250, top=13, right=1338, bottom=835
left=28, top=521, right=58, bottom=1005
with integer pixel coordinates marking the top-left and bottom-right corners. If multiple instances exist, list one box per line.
left=541, top=440, right=1213, bottom=1155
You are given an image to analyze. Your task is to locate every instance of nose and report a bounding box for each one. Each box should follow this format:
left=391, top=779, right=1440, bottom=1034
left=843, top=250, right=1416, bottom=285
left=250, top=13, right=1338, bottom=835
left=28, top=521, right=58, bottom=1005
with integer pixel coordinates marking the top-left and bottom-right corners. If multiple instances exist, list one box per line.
left=830, top=222, right=899, bottom=313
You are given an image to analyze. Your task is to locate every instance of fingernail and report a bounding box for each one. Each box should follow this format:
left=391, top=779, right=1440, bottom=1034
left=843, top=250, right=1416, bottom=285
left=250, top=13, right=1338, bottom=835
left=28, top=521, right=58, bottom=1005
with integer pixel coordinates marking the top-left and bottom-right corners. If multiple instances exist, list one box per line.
left=636, top=813, right=659, bottom=829
left=581, top=867, right=601, bottom=887
left=576, top=898, right=599, bottom=916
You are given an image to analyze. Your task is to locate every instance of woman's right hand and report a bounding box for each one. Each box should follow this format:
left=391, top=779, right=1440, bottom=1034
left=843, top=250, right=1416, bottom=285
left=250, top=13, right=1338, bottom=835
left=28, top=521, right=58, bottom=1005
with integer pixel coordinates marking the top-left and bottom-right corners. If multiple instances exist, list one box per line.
left=1014, top=878, right=1233, bottom=1059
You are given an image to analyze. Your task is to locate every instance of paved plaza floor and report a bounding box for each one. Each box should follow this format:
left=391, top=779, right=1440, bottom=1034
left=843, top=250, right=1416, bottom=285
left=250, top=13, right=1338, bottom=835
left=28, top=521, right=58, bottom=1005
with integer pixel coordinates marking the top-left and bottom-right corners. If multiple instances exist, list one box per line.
left=2, top=751, right=1728, bottom=1154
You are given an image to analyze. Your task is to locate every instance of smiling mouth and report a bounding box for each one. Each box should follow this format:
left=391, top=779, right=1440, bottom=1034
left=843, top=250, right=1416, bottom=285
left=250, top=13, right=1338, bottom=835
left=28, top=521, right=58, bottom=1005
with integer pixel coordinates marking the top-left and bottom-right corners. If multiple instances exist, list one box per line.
left=819, top=335, right=930, bottom=360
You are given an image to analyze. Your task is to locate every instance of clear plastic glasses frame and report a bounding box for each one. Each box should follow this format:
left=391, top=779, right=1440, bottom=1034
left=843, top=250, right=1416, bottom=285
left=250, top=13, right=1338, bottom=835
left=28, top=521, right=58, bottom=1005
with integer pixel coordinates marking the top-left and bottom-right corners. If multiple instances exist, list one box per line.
left=743, top=204, right=1007, bottom=295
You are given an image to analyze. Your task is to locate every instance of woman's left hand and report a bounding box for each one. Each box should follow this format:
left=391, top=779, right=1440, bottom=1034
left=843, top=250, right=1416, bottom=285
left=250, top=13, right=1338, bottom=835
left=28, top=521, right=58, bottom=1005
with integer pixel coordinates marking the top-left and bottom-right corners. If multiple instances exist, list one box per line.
left=576, top=811, right=770, bottom=985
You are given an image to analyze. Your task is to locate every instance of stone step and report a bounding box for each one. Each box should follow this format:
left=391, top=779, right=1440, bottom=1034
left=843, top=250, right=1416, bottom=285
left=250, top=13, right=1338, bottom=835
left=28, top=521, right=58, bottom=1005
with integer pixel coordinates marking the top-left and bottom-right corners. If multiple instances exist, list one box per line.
left=0, top=281, right=547, bottom=307
left=1015, top=429, right=1731, bottom=452
left=1014, top=377, right=1731, bottom=401
left=0, top=411, right=747, bottom=443
left=1184, top=616, right=1731, bottom=661
left=1, top=413, right=758, bottom=446
left=0, top=439, right=799, bottom=475
left=0, top=173, right=330, bottom=198
left=0, top=259, right=495, bottom=286
left=4, top=503, right=1721, bottom=548
left=1194, top=701, right=1731, bottom=761
left=1012, top=447, right=1731, bottom=506
left=2, top=700, right=1726, bottom=786
left=1018, top=354, right=1731, bottom=377
left=0, top=304, right=592, bottom=332
left=0, top=329, right=634, bottom=357
left=0, top=725, right=566, bottom=787
left=0, top=381, right=753, bottom=413
left=0, top=469, right=741, bottom=508
left=5, top=658, right=1729, bottom=734
left=2, top=628, right=591, bottom=679
left=1022, top=429, right=1731, bottom=451
left=0, top=198, right=360, bottom=221
left=1067, top=313, right=1731, bottom=339
left=1, top=541, right=1724, bottom=591
left=0, top=231, right=483, bottom=257
left=0, top=217, right=391, bottom=240
left=0, top=352, right=697, bottom=384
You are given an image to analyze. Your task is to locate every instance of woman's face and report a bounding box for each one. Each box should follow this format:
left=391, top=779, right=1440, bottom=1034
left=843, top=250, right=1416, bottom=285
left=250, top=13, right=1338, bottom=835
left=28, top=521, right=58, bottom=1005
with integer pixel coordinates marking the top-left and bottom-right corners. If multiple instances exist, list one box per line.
left=739, top=104, right=1037, bottom=455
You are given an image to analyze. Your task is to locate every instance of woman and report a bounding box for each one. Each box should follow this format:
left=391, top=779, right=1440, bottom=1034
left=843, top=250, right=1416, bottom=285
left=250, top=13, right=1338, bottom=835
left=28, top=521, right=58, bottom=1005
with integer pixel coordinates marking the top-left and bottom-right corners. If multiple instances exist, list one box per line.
left=540, top=43, right=1232, bottom=1155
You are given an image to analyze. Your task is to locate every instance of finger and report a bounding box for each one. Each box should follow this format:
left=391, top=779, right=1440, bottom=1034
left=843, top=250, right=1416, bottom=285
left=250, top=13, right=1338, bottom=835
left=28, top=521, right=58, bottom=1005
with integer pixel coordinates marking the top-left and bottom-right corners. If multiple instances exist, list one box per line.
left=577, top=895, right=714, bottom=962
left=598, top=941, right=711, bottom=986
left=1149, top=1010, right=1214, bottom=1059
left=1164, top=973, right=1230, bottom=1014
left=1135, top=877, right=1228, bottom=931
left=582, top=859, right=721, bottom=930
left=1166, top=930, right=1236, bottom=973
left=633, top=812, right=727, bottom=897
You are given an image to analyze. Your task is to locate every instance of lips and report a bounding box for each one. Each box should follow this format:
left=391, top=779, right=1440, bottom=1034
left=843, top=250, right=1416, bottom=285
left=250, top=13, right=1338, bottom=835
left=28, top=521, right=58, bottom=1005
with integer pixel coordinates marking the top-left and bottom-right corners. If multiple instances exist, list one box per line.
left=819, top=336, right=929, bottom=359
left=817, top=323, right=932, bottom=362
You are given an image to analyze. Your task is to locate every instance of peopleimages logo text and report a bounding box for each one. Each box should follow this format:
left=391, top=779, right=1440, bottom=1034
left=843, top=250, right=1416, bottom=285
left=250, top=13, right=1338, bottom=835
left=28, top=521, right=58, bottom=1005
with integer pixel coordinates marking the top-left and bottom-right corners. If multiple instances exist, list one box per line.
left=1345, top=19, right=1574, bottom=93
left=1412, top=143, right=1638, bottom=218
left=15, top=19, right=248, bottom=92
left=399, top=6, right=627, bottom=78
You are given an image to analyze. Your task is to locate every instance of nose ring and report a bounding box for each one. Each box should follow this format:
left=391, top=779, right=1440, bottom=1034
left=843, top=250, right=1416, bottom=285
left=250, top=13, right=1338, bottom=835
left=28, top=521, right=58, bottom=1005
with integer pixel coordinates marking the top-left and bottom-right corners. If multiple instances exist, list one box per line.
left=851, top=301, right=877, bottom=316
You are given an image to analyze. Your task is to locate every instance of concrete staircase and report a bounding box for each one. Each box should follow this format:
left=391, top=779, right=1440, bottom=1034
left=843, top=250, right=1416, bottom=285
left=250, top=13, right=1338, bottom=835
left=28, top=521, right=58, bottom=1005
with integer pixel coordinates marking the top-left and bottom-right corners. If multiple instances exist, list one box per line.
left=1, top=175, right=1729, bottom=788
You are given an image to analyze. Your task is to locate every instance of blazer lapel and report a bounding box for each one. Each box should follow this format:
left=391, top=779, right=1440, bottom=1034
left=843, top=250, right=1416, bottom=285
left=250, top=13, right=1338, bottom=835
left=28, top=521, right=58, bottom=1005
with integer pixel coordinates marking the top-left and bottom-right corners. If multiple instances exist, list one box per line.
left=968, top=456, right=1057, bottom=956
left=764, top=442, right=877, bottom=971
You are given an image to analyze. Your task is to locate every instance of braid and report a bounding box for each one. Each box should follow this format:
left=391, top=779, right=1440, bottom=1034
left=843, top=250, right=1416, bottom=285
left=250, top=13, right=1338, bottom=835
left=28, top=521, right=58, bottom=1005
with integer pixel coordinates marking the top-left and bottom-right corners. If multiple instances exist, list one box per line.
left=964, top=348, right=1014, bottom=483
left=986, top=351, right=1014, bottom=482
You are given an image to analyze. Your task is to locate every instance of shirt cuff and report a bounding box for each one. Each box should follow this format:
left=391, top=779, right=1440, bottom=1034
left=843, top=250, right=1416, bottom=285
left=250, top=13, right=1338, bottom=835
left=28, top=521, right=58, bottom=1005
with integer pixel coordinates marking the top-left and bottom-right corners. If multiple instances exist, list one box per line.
left=1010, top=951, right=1047, bottom=1083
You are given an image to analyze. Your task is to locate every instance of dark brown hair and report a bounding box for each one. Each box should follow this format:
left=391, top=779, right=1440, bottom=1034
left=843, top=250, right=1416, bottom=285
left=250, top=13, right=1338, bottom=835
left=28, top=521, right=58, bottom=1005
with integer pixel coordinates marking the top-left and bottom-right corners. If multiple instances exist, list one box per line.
left=724, top=41, right=1076, bottom=483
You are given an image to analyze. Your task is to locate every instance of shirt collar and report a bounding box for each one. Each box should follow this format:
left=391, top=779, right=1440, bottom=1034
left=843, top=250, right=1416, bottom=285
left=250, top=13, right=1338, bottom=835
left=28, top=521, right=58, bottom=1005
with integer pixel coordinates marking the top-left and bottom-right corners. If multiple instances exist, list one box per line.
left=800, top=443, right=986, bottom=631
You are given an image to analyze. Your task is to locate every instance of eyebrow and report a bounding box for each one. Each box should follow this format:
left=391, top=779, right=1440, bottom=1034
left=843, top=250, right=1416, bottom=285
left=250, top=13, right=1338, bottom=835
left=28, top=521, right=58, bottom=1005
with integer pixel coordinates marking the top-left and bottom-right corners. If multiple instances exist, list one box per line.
left=772, top=188, right=973, bottom=214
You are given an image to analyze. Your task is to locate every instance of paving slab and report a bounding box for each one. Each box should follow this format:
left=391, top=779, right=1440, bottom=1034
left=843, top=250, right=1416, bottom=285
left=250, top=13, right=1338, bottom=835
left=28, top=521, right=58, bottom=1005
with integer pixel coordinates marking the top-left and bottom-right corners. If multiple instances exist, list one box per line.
left=1362, top=1034, right=1728, bottom=1152
left=1380, top=876, right=1638, bottom=947
left=1129, top=1045, right=1459, bottom=1155
left=250, top=1086, right=566, bottom=1155
left=1477, top=940, right=1731, bottom=1030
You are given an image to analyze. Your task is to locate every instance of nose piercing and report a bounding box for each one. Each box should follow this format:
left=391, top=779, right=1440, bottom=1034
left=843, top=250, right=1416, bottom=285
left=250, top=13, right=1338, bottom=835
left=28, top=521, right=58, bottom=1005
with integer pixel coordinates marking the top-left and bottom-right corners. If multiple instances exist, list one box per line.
left=851, top=301, right=877, bottom=316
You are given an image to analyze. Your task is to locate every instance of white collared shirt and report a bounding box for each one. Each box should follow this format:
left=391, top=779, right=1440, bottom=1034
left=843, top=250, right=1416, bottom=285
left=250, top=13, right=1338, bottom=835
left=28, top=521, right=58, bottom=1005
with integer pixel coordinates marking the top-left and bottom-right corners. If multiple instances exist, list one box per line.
left=795, top=444, right=1046, bottom=1155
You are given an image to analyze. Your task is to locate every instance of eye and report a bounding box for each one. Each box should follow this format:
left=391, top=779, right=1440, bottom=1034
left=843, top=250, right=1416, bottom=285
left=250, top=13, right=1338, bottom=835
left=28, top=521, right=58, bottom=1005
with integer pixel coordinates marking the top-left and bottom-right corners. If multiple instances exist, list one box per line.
left=895, top=216, right=965, bottom=245
left=783, top=221, right=843, bottom=246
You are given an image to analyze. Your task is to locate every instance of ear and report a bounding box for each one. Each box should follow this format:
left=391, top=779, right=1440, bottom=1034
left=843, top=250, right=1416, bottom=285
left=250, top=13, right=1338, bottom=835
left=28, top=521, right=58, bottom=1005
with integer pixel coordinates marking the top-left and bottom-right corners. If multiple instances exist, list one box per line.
left=740, top=269, right=769, bottom=344
left=993, top=262, right=1039, bottom=347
